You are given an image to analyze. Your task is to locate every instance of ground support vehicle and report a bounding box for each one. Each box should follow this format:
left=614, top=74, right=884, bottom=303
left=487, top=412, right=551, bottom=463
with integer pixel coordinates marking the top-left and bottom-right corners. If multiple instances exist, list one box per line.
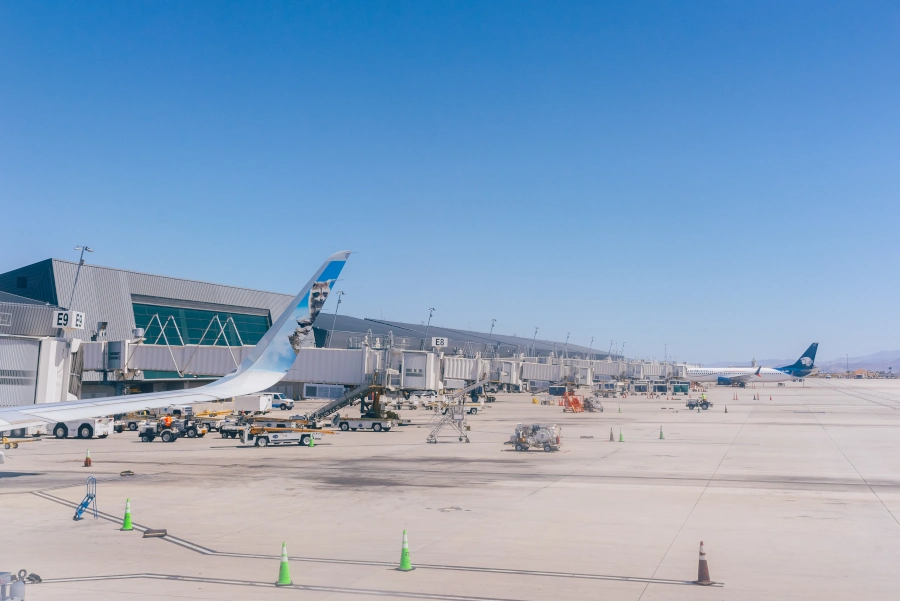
left=138, top=421, right=184, bottom=443
left=3, top=436, right=42, bottom=449
left=241, top=426, right=328, bottom=447
left=234, top=395, right=272, bottom=414
left=562, top=392, right=585, bottom=413
left=171, top=419, right=208, bottom=438
left=440, top=399, right=484, bottom=415
left=2, top=423, right=47, bottom=438
left=53, top=418, right=113, bottom=440
left=219, top=418, right=248, bottom=439
left=686, top=398, right=712, bottom=410
left=336, top=416, right=393, bottom=432
left=269, top=393, right=294, bottom=410
left=506, top=423, right=562, bottom=452
left=584, top=398, right=603, bottom=412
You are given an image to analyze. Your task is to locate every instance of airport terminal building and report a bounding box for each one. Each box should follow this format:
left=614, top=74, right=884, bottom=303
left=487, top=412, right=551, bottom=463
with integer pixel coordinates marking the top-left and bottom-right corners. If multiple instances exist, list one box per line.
left=1, top=258, right=619, bottom=404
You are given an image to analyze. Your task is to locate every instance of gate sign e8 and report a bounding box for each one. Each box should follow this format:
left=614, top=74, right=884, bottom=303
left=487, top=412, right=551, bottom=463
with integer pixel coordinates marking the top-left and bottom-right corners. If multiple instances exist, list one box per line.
left=53, top=310, right=85, bottom=330
left=432, top=337, right=448, bottom=348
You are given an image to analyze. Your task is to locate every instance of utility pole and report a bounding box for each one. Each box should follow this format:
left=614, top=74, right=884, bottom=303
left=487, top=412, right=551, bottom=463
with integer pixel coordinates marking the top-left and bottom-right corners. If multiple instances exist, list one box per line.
left=531, top=327, right=539, bottom=357
left=68, top=246, right=93, bottom=309
left=327, top=291, right=345, bottom=348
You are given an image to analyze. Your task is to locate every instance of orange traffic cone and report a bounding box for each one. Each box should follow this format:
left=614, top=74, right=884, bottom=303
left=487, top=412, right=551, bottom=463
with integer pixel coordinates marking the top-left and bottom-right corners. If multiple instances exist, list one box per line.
left=769, top=396, right=772, bottom=401
left=83, top=449, right=92, bottom=468
left=694, top=540, right=713, bottom=585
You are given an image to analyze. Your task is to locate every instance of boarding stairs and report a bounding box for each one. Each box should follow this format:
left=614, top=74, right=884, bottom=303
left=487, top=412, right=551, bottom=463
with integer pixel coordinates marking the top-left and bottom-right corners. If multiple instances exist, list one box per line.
left=73, top=477, right=98, bottom=521
left=424, top=376, right=489, bottom=444
left=307, top=374, right=386, bottom=422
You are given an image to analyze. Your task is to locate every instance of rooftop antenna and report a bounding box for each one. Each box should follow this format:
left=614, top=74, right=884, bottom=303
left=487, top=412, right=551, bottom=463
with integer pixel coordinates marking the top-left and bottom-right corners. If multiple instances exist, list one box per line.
left=68, top=245, right=93, bottom=309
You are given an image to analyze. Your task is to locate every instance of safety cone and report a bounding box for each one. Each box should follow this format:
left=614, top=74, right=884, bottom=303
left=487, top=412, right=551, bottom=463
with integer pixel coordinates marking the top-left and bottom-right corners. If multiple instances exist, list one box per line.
left=618, top=428, right=624, bottom=442
left=121, top=498, right=133, bottom=531
left=308, top=433, right=315, bottom=448
left=769, top=396, right=772, bottom=401
left=618, top=405, right=621, bottom=413
left=693, top=540, right=713, bottom=585
left=697, top=406, right=700, bottom=413
left=83, top=448, right=92, bottom=468
left=397, top=530, right=414, bottom=571
left=609, top=427, right=614, bottom=442
left=659, top=426, right=664, bottom=440
left=275, top=542, right=293, bottom=586
left=725, top=406, right=728, bottom=413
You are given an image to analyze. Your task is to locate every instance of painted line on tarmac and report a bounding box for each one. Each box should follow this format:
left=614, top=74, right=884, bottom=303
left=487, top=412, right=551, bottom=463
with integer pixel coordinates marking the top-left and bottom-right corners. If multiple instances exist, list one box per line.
left=32, top=490, right=715, bottom=587
left=37, top=573, right=528, bottom=600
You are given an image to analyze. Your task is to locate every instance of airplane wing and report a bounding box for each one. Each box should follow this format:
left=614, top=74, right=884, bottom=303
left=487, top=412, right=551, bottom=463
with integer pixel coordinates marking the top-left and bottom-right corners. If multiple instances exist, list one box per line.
left=0, top=251, right=351, bottom=432
left=726, top=367, right=762, bottom=384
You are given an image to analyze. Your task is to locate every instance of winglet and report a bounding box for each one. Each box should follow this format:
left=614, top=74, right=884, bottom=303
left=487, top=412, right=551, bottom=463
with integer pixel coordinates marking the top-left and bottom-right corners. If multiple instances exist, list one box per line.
left=206, top=251, right=351, bottom=394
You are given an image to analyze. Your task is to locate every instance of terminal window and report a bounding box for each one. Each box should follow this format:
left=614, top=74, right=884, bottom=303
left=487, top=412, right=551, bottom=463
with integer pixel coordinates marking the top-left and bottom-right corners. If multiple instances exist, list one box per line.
left=133, top=303, right=270, bottom=346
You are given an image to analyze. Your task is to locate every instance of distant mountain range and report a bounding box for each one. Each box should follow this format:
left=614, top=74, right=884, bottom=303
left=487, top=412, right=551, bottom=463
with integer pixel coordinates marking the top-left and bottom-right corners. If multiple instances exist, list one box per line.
left=708, top=350, right=900, bottom=373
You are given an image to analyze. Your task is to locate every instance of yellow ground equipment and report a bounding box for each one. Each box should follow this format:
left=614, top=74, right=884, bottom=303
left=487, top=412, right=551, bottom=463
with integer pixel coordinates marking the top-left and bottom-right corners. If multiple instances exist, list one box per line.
left=3, top=436, right=42, bottom=449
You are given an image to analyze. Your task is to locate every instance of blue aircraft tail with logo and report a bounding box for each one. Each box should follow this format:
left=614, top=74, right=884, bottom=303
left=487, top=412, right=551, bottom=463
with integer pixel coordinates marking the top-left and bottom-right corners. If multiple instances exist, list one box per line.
left=778, top=343, right=818, bottom=375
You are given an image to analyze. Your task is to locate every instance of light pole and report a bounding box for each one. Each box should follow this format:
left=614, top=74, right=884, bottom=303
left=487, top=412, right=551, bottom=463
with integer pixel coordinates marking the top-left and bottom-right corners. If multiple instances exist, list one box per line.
left=664, top=343, right=668, bottom=363
left=488, top=318, right=497, bottom=354
left=423, top=308, right=435, bottom=350
left=846, top=354, right=849, bottom=377
left=327, top=291, right=345, bottom=348
left=564, top=332, right=570, bottom=359
left=588, top=336, right=594, bottom=360
left=531, top=327, right=539, bottom=357
left=621, top=342, right=626, bottom=361
left=68, top=245, right=93, bottom=309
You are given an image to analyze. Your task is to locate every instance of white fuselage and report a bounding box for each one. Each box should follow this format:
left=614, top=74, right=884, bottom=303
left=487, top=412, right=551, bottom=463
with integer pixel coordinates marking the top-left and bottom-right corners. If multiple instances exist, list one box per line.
left=685, top=367, right=793, bottom=383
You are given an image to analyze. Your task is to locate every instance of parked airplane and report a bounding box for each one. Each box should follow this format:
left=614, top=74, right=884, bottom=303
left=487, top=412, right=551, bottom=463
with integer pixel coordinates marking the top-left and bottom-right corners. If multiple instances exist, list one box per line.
left=685, top=343, right=818, bottom=386
left=0, top=251, right=351, bottom=439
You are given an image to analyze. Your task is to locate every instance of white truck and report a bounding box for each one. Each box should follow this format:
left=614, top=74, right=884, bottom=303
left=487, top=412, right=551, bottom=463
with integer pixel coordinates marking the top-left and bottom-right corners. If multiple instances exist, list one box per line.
left=234, top=395, right=272, bottom=415
left=52, top=418, right=114, bottom=439
left=268, top=393, right=294, bottom=410
left=336, top=415, right=394, bottom=432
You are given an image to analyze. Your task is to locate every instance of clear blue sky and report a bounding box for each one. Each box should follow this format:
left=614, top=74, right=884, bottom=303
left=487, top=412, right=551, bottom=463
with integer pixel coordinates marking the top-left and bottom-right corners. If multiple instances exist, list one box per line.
left=2, top=2, right=898, bottom=363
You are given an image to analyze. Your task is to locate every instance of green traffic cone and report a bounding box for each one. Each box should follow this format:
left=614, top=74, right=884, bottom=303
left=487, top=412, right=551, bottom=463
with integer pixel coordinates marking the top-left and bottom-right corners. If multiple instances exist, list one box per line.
left=308, top=433, right=314, bottom=448
left=275, top=542, right=293, bottom=586
left=659, top=426, right=665, bottom=440
left=618, top=428, right=624, bottom=443
left=121, top=498, right=133, bottom=531
left=397, top=530, right=414, bottom=571
left=618, top=405, right=621, bottom=413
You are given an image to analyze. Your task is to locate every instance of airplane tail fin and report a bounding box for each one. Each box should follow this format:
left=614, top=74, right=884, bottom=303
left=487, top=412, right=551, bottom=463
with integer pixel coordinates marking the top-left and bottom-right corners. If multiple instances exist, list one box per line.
left=780, top=343, right=818, bottom=370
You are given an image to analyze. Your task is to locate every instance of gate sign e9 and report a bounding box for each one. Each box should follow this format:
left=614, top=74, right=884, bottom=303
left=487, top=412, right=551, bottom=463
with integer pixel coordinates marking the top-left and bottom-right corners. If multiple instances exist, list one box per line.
left=431, top=337, right=448, bottom=348
left=53, top=310, right=85, bottom=330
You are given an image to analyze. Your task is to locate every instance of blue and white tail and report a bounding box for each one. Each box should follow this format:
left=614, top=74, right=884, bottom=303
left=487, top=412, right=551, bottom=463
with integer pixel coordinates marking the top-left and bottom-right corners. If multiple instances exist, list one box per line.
left=778, top=343, right=818, bottom=373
